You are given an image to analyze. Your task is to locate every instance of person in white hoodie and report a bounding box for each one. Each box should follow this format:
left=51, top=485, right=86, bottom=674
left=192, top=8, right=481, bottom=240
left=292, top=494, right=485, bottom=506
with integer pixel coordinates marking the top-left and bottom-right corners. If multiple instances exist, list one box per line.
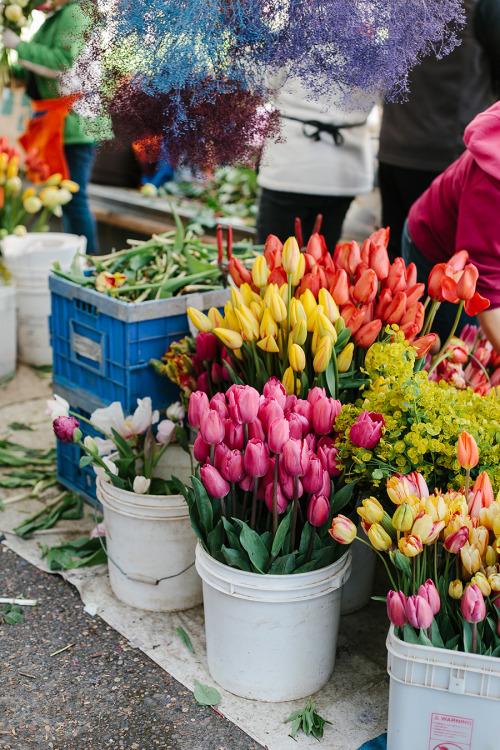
left=256, top=76, right=376, bottom=251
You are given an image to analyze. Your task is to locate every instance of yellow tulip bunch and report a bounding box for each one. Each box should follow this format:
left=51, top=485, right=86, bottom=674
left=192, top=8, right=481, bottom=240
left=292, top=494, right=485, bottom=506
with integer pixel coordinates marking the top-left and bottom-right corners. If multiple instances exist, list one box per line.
left=187, top=237, right=355, bottom=397
left=0, top=140, right=79, bottom=238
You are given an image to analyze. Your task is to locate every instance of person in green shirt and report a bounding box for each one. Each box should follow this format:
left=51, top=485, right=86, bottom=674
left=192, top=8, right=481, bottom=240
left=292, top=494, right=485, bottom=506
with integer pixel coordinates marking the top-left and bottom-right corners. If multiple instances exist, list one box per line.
left=2, top=0, right=111, bottom=253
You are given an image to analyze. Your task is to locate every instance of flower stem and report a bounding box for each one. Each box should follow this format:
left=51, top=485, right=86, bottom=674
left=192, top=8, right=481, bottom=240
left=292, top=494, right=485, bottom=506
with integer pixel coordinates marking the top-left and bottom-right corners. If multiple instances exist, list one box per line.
left=289, top=476, right=300, bottom=553
left=250, top=478, right=258, bottom=530
left=305, top=526, right=316, bottom=564
left=272, top=454, right=279, bottom=538
left=472, top=622, right=477, bottom=654
left=428, top=300, right=465, bottom=375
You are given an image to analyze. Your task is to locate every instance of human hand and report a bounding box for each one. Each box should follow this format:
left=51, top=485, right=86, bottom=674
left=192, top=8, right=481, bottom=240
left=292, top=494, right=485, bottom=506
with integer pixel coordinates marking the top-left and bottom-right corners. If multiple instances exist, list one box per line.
left=2, top=28, right=20, bottom=50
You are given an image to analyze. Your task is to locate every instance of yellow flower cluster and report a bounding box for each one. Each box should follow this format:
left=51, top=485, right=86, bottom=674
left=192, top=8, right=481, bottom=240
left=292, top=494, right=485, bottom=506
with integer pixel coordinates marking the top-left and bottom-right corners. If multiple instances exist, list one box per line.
left=1, top=154, right=79, bottom=237
left=354, top=473, right=500, bottom=590
left=335, top=337, right=500, bottom=490
left=187, top=238, right=353, bottom=396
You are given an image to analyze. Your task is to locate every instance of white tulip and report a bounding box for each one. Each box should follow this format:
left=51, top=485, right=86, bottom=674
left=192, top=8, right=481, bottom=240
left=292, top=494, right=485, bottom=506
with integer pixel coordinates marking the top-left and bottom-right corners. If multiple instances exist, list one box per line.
left=45, top=394, right=70, bottom=420
left=133, top=476, right=151, bottom=494
left=156, top=419, right=175, bottom=444
left=166, top=401, right=185, bottom=422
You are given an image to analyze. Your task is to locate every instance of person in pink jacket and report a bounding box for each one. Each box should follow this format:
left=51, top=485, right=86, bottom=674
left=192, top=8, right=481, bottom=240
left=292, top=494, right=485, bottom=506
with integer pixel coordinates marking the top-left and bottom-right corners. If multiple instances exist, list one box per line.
left=403, top=101, right=500, bottom=351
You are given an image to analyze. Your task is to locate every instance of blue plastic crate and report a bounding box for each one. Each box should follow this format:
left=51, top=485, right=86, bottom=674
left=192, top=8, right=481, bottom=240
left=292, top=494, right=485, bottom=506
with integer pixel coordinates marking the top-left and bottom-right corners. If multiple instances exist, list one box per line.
left=54, top=383, right=105, bottom=506
left=49, top=274, right=230, bottom=412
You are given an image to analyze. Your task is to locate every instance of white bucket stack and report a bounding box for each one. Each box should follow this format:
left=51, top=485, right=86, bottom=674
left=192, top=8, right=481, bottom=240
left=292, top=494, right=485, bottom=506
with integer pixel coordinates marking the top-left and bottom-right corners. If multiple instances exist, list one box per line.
left=1, top=232, right=86, bottom=366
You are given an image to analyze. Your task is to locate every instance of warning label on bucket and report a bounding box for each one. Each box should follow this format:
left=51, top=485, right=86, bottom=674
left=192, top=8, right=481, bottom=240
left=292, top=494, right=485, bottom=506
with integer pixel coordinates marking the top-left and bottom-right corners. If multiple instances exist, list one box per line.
left=428, top=713, right=473, bottom=750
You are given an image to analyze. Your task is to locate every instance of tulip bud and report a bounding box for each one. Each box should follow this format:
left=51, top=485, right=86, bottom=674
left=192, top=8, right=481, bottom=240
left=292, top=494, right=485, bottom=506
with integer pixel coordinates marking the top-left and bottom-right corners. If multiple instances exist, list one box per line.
left=407, top=595, right=434, bottom=629
left=387, top=590, right=408, bottom=626
left=318, top=288, right=340, bottom=323
left=251, top=256, right=270, bottom=288
left=392, top=502, right=414, bottom=532
left=200, top=464, right=230, bottom=498
left=268, top=417, right=290, bottom=454
left=133, top=475, right=151, bottom=494
left=187, top=307, right=213, bottom=333
left=443, top=526, right=469, bottom=554
left=312, top=397, right=341, bottom=435
left=357, top=497, right=384, bottom=524
left=313, top=336, right=332, bottom=373
left=243, top=438, right=269, bottom=478
left=307, top=494, right=330, bottom=527
left=220, top=449, right=245, bottom=483
left=289, top=343, right=306, bottom=372
left=329, top=514, right=357, bottom=544
left=289, top=252, right=306, bottom=286
left=449, top=579, right=463, bottom=599
left=282, top=438, right=310, bottom=478
left=302, top=454, right=324, bottom=494
left=53, top=416, right=80, bottom=443
left=193, top=432, right=211, bottom=464
left=281, top=366, right=295, bottom=396
left=349, top=411, right=385, bottom=449
left=337, top=342, right=354, bottom=372
left=199, top=409, right=225, bottom=445
left=367, top=523, right=392, bottom=551
left=460, top=542, right=482, bottom=575
left=290, top=319, right=308, bottom=347
left=214, top=327, right=243, bottom=350
left=83, top=435, right=98, bottom=454
left=398, top=534, right=423, bottom=557
left=264, top=481, right=289, bottom=515
left=282, top=236, right=300, bottom=274
left=461, top=584, right=486, bottom=623
left=471, top=572, right=492, bottom=597
left=417, top=579, right=440, bottom=615
left=227, top=384, right=260, bottom=424
left=457, top=429, right=479, bottom=469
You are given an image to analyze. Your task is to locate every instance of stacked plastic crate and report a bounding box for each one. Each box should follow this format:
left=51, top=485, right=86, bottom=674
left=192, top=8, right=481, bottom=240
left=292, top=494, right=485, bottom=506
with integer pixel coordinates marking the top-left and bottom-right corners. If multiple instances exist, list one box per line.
left=49, top=274, right=229, bottom=504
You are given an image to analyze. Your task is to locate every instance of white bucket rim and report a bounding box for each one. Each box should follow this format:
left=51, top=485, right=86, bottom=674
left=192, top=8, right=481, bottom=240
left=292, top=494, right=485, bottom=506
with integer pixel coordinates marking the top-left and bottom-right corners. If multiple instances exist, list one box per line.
left=387, top=624, right=500, bottom=681
left=97, top=478, right=190, bottom=521
left=195, top=542, right=351, bottom=602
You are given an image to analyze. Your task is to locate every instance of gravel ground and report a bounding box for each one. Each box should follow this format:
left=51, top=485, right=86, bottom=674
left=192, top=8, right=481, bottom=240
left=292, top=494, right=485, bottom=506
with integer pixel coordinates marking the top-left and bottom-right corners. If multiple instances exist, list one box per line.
left=0, top=546, right=263, bottom=750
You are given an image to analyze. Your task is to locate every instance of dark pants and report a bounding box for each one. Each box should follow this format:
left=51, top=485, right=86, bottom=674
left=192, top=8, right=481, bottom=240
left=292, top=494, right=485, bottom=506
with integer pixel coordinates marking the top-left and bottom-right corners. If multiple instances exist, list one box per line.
left=401, top=220, right=477, bottom=344
left=379, top=162, right=441, bottom=263
left=256, top=187, right=353, bottom=252
left=63, top=143, right=99, bottom=255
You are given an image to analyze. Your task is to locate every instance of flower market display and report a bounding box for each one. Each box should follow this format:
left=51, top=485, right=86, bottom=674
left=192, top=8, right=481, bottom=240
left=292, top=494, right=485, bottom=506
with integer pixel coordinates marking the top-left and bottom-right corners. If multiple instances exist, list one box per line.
left=0, top=0, right=40, bottom=92
left=0, top=137, right=78, bottom=238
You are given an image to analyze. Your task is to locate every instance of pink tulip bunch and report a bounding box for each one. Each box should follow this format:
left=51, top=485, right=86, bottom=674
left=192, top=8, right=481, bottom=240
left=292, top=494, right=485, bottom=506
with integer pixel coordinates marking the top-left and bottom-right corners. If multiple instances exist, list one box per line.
left=188, top=376, right=349, bottom=561
left=387, top=581, right=441, bottom=630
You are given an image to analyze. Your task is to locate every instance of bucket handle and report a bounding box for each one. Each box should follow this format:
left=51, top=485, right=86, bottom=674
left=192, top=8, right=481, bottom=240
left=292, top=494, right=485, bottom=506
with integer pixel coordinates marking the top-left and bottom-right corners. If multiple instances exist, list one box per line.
left=93, top=500, right=195, bottom=585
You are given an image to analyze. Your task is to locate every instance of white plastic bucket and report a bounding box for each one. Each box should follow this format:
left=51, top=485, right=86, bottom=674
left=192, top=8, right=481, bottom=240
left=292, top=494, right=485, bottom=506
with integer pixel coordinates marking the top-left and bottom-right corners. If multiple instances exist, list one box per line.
left=1, top=233, right=86, bottom=366
left=196, top=544, right=352, bottom=701
left=387, top=624, right=500, bottom=750
left=341, top=538, right=377, bottom=614
left=0, top=284, right=17, bottom=381
left=96, top=445, right=202, bottom=612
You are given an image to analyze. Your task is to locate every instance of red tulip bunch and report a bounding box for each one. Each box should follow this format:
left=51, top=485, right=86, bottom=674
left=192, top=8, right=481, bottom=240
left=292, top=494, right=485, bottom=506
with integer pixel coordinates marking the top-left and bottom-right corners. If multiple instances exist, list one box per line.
left=181, top=377, right=366, bottom=574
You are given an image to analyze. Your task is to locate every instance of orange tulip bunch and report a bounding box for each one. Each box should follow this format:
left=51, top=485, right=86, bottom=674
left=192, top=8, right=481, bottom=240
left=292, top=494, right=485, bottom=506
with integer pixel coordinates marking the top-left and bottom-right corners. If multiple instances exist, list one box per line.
left=330, top=431, right=500, bottom=655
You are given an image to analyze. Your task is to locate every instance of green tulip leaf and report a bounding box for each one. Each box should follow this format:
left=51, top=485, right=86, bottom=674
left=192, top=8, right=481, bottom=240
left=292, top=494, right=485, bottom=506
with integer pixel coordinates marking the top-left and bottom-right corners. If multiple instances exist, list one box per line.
left=234, top=520, right=269, bottom=574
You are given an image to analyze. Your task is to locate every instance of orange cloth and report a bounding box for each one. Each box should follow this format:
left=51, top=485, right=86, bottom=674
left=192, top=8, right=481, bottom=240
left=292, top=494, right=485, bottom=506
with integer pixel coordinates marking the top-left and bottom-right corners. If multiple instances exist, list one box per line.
left=18, top=95, right=80, bottom=179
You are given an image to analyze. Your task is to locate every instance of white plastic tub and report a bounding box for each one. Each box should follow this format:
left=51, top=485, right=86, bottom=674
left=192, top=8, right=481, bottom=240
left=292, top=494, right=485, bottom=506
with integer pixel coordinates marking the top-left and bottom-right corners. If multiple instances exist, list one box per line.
left=96, top=445, right=202, bottom=612
left=196, top=544, right=352, bottom=702
left=0, top=284, right=17, bottom=381
left=1, top=233, right=86, bottom=365
left=387, top=624, right=500, bottom=750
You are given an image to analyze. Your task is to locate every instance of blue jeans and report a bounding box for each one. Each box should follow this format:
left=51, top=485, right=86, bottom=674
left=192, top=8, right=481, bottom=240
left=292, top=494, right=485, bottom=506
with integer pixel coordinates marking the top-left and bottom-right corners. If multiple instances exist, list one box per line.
left=401, top=219, right=477, bottom=343
left=63, top=144, right=98, bottom=255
